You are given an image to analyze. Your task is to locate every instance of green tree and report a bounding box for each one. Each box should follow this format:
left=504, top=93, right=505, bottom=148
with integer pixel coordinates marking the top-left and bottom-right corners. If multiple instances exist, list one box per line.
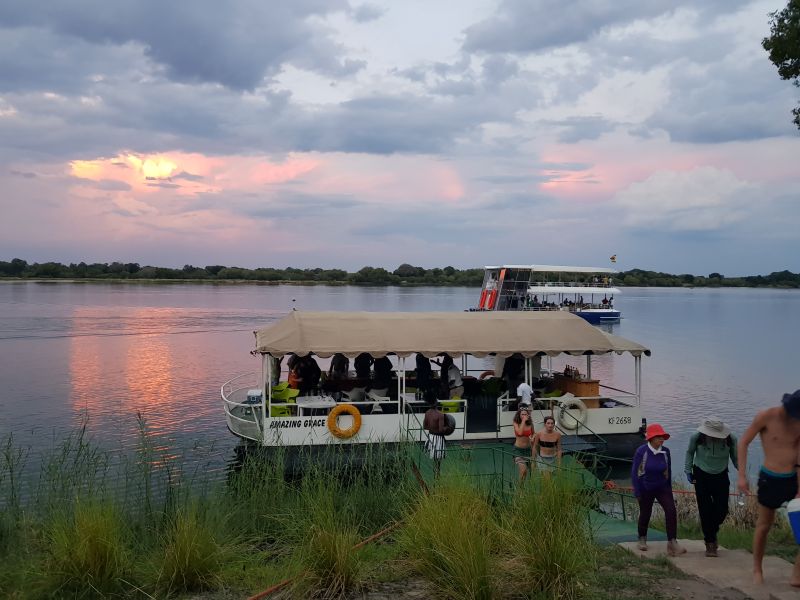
left=763, top=0, right=800, bottom=128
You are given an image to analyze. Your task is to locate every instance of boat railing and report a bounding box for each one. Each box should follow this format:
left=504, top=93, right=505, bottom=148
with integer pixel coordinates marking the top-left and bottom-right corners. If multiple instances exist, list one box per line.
left=220, top=373, right=263, bottom=442
left=529, top=280, right=614, bottom=288
left=597, top=384, right=638, bottom=407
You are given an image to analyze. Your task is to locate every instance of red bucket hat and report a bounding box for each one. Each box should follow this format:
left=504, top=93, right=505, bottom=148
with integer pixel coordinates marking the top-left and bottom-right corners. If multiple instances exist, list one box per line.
left=645, top=423, right=670, bottom=441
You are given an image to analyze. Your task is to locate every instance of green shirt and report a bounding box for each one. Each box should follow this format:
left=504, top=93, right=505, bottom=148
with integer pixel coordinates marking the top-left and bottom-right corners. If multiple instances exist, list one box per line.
left=684, top=431, right=738, bottom=475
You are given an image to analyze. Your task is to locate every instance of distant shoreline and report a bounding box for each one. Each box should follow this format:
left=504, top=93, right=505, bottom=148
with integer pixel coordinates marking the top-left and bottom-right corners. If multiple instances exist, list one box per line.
left=1, top=277, right=800, bottom=290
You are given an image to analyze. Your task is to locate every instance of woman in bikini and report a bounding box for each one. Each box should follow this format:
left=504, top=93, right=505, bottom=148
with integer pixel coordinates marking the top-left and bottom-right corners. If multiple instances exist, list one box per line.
left=512, top=408, right=534, bottom=482
left=532, top=415, right=562, bottom=474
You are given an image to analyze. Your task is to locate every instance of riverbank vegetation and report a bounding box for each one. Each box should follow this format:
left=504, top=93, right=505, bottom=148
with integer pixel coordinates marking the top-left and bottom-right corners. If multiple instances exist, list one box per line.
left=0, top=421, right=608, bottom=599
left=1, top=423, right=792, bottom=599
left=2, top=258, right=799, bottom=288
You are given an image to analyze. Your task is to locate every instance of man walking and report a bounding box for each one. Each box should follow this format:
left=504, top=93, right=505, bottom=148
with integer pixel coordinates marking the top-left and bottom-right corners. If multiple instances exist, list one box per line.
left=738, top=390, right=800, bottom=585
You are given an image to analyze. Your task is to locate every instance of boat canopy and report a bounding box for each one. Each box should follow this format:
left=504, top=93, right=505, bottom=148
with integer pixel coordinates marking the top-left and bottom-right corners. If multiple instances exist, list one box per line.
left=485, top=265, right=617, bottom=274
left=254, top=311, right=650, bottom=359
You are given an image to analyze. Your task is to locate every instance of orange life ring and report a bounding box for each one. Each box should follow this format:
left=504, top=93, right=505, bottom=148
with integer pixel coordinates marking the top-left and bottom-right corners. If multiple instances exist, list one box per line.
left=479, top=370, right=495, bottom=380
left=327, top=404, right=362, bottom=439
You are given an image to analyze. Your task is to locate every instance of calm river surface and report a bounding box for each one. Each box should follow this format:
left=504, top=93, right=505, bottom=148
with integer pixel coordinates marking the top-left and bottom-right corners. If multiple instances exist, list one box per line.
left=1, top=282, right=798, bottom=482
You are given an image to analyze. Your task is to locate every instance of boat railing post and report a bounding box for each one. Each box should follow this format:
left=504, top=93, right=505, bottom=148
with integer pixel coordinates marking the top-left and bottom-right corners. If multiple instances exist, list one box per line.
left=635, top=355, right=641, bottom=406
left=263, top=354, right=270, bottom=444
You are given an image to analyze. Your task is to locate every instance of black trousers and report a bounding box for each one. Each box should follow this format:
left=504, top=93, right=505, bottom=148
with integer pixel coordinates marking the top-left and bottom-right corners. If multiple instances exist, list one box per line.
left=693, top=467, right=730, bottom=543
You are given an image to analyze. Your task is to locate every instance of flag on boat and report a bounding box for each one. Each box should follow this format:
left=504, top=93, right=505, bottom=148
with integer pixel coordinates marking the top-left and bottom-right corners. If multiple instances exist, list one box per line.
left=609, top=254, right=617, bottom=263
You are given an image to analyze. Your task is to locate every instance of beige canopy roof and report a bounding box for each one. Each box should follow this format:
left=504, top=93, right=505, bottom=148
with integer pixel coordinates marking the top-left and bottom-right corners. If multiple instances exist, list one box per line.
left=254, top=311, right=650, bottom=358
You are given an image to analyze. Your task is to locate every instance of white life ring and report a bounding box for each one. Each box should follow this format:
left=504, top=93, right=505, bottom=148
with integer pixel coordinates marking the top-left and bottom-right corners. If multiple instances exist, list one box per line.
left=558, top=399, right=587, bottom=431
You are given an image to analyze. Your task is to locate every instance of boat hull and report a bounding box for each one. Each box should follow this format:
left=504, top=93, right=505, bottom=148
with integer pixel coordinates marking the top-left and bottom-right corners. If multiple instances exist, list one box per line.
left=575, top=309, right=621, bottom=324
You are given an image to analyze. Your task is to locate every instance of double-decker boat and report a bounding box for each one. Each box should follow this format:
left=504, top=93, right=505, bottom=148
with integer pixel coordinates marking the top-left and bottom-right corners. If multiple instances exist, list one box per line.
left=476, top=265, right=621, bottom=324
left=221, top=311, right=649, bottom=459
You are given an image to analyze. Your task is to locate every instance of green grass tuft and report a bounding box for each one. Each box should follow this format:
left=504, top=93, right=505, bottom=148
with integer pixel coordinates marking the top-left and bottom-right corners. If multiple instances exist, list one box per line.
left=154, top=502, right=225, bottom=594
left=398, top=474, right=495, bottom=600
left=43, top=499, right=132, bottom=598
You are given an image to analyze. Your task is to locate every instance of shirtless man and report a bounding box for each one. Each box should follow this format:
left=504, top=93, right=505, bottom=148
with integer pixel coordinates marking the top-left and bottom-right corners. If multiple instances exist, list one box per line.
left=738, top=390, right=800, bottom=585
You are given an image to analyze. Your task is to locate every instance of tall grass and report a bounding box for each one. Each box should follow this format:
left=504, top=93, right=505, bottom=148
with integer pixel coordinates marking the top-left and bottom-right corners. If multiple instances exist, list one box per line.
left=398, top=474, right=496, bottom=600
left=42, top=499, right=132, bottom=598
left=497, top=475, right=596, bottom=600
left=0, top=424, right=604, bottom=599
left=153, top=502, right=226, bottom=594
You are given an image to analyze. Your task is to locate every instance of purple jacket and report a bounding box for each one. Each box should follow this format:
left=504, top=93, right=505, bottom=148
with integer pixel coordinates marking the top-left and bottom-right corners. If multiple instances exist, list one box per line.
left=631, top=444, right=672, bottom=496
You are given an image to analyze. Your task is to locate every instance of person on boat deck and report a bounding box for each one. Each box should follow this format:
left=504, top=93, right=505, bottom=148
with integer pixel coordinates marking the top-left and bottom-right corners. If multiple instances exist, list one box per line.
left=516, top=381, right=533, bottom=408
left=432, top=354, right=453, bottom=396
left=422, top=390, right=446, bottom=476
left=328, top=353, right=349, bottom=380
left=684, top=417, right=738, bottom=558
left=601, top=296, right=609, bottom=306
left=354, top=353, right=373, bottom=380
left=296, top=355, right=321, bottom=396
left=415, top=353, right=433, bottom=397
left=512, top=408, right=534, bottom=482
left=372, top=356, right=393, bottom=392
left=287, top=364, right=302, bottom=390
left=632, top=424, right=686, bottom=557
left=531, top=415, right=562, bottom=474
left=737, top=390, right=800, bottom=586
left=501, top=354, right=524, bottom=399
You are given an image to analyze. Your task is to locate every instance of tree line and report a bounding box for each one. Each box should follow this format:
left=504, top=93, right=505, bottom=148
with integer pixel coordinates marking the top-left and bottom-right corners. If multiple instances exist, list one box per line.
left=1, top=258, right=799, bottom=288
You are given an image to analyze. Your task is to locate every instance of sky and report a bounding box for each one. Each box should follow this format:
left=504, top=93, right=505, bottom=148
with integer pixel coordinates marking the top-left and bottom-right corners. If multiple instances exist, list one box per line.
left=0, top=0, right=798, bottom=276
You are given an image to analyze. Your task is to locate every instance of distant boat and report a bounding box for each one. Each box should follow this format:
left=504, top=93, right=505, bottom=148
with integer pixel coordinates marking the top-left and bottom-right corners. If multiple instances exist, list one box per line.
left=474, top=265, right=621, bottom=324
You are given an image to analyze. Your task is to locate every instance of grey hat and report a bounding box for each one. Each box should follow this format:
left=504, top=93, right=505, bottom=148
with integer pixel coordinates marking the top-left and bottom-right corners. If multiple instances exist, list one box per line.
left=698, top=417, right=731, bottom=439
left=782, top=390, right=800, bottom=419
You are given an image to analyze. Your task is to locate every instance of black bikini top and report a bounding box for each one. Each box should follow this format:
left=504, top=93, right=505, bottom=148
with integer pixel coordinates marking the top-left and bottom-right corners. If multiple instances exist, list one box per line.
left=538, top=440, right=557, bottom=448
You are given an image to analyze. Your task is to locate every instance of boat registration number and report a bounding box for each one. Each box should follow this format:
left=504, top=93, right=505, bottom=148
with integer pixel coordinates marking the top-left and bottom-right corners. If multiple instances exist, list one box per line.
left=608, top=416, right=632, bottom=425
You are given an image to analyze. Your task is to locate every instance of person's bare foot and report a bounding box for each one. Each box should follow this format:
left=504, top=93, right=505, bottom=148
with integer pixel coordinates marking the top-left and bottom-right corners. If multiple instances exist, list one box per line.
left=753, top=570, right=764, bottom=584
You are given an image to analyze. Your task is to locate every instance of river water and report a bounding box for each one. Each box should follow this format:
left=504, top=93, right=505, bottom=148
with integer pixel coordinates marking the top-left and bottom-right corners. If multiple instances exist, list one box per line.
left=1, top=282, right=798, bottom=482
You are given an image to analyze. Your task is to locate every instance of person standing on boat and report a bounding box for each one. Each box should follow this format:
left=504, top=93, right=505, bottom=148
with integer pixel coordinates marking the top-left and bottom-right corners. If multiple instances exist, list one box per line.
left=531, top=415, right=561, bottom=474
left=684, top=417, right=738, bottom=557
left=512, top=408, right=534, bottom=482
left=328, top=353, right=349, bottom=380
left=737, top=390, right=800, bottom=585
left=631, top=423, right=686, bottom=556
left=415, top=353, right=433, bottom=397
left=354, top=353, right=373, bottom=380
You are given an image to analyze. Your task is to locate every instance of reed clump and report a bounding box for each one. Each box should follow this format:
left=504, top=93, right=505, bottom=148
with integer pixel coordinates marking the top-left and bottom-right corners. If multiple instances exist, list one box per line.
left=497, top=475, right=596, bottom=600
left=398, top=474, right=496, bottom=600
left=42, top=499, right=132, bottom=598
left=153, top=502, right=226, bottom=593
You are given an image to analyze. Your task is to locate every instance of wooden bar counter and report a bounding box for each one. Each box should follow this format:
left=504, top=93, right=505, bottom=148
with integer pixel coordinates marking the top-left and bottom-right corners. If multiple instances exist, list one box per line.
left=553, top=374, right=600, bottom=399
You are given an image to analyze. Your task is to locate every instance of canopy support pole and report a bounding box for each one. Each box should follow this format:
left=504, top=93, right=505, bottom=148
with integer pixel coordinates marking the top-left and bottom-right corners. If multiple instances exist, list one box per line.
left=264, top=354, right=271, bottom=443
left=586, top=355, right=592, bottom=380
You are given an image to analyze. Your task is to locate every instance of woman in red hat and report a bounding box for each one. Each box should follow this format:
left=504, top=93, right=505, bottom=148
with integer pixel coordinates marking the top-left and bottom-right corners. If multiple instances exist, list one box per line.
left=631, top=423, right=686, bottom=556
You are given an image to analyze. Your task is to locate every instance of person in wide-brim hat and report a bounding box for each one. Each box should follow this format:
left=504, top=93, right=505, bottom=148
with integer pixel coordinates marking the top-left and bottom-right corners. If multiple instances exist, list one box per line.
left=632, top=423, right=685, bottom=556
left=685, top=417, right=738, bottom=557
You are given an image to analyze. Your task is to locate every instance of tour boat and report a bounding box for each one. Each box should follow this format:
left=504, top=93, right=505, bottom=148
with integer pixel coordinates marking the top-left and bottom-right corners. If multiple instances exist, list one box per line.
left=476, top=265, right=621, bottom=324
left=220, top=311, right=649, bottom=459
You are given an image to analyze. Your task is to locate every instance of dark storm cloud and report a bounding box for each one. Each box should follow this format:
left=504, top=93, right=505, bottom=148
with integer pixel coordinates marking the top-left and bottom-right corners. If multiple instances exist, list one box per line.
left=0, top=0, right=355, bottom=91
left=280, top=94, right=500, bottom=154
left=347, top=207, right=498, bottom=242
left=548, top=116, right=616, bottom=143
left=237, top=191, right=360, bottom=220
left=9, top=169, right=37, bottom=178
left=462, top=0, right=752, bottom=54
left=482, top=192, right=551, bottom=211
left=643, top=59, right=798, bottom=143
left=349, top=3, right=385, bottom=23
